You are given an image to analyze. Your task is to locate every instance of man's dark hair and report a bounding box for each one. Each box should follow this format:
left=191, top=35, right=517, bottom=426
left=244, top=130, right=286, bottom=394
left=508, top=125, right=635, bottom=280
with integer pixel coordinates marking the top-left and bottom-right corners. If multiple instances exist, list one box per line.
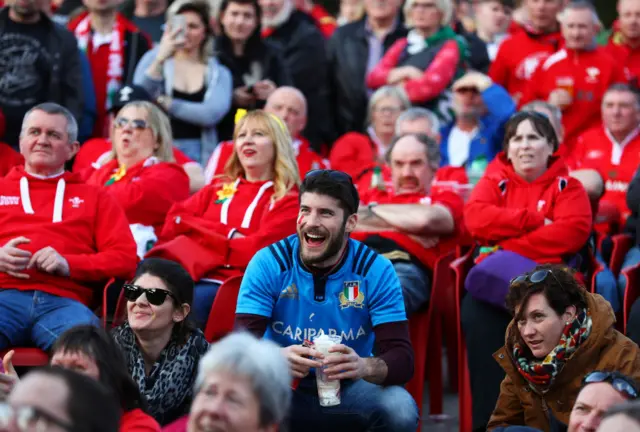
left=300, top=170, right=360, bottom=216
left=31, top=366, right=121, bottom=432
left=218, top=0, right=263, bottom=57
left=51, top=325, right=147, bottom=412
left=506, top=264, right=588, bottom=321
left=132, top=258, right=195, bottom=342
left=502, top=111, right=559, bottom=153
left=605, top=83, right=640, bottom=109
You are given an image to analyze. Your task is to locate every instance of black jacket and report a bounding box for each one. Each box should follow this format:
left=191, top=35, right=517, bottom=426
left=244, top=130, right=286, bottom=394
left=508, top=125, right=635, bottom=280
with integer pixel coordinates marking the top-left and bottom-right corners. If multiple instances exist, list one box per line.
left=265, top=10, right=331, bottom=151
left=0, top=8, right=83, bottom=125
left=625, top=166, right=640, bottom=242
left=453, top=20, right=490, bottom=73
left=327, top=17, right=407, bottom=139
left=215, top=37, right=292, bottom=141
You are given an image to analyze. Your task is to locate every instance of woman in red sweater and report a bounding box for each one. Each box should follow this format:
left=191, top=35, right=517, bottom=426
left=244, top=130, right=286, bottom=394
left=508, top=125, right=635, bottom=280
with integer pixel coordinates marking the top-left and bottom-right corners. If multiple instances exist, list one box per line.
left=329, top=86, right=410, bottom=180
left=460, top=111, right=593, bottom=429
left=0, top=325, right=160, bottom=432
left=87, top=101, right=190, bottom=258
left=149, top=110, right=300, bottom=326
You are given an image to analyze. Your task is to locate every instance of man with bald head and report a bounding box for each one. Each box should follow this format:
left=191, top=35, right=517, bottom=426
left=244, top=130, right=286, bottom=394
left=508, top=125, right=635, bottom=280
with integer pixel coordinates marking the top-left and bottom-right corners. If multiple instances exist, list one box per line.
left=204, top=86, right=327, bottom=183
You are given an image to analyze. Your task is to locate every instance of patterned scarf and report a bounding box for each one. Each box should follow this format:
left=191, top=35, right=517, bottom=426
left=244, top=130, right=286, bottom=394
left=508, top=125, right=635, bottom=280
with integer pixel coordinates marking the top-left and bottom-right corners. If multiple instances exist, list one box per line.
left=111, top=322, right=210, bottom=425
left=74, top=13, right=125, bottom=110
left=513, top=308, right=592, bottom=389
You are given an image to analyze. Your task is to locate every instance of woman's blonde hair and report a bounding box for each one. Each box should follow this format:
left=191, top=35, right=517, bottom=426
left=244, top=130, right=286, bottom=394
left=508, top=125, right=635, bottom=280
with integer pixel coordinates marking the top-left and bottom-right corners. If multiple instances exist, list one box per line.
left=166, top=0, right=215, bottom=62
left=110, top=101, right=175, bottom=163
left=403, top=0, right=453, bottom=28
left=224, top=110, right=300, bottom=201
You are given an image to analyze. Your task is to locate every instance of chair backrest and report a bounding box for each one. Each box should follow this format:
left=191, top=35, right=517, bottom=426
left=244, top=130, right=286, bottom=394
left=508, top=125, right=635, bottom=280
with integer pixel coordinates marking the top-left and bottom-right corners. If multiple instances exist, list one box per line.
left=204, top=275, right=244, bottom=342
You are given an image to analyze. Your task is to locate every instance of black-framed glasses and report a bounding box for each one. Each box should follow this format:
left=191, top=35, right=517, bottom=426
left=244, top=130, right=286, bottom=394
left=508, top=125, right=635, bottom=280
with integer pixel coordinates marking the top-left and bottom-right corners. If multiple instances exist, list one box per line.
left=123, top=283, right=177, bottom=306
left=583, top=371, right=639, bottom=400
left=510, top=269, right=563, bottom=288
left=114, top=117, right=148, bottom=130
left=0, top=403, right=75, bottom=432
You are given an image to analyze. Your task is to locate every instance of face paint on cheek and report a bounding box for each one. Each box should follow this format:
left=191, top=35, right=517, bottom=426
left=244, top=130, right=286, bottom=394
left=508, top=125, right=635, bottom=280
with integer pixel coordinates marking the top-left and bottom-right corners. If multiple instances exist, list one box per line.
left=297, top=214, right=304, bottom=225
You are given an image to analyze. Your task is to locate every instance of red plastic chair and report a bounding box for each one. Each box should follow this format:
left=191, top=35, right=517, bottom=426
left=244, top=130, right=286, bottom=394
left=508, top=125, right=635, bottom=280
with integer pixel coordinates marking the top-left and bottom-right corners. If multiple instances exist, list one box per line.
left=0, top=348, right=48, bottom=367
left=622, top=262, right=640, bottom=334
left=450, top=251, right=474, bottom=432
left=204, top=275, right=244, bottom=342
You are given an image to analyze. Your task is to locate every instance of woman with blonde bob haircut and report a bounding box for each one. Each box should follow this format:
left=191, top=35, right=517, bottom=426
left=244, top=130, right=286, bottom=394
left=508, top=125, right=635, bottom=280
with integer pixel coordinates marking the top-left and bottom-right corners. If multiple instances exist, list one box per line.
left=87, top=101, right=191, bottom=256
left=150, top=110, right=300, bottom=327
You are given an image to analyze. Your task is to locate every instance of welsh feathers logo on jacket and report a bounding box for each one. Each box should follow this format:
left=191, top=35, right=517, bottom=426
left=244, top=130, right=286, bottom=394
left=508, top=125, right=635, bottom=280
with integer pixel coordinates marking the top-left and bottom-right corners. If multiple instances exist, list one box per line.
left=215, top=182, right=238, bottom=204
left=339, top=281, right=365, bottom=309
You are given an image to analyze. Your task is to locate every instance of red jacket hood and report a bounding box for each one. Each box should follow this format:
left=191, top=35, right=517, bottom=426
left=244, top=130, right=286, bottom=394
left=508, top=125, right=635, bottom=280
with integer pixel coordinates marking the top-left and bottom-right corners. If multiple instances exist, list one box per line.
left=6, top=166, right=83, bottom=183
left=489, top=152, right=569, bottom=186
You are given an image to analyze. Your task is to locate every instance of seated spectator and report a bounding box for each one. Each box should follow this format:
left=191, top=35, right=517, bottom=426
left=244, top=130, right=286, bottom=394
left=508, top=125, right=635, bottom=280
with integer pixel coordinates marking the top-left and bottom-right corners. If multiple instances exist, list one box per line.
left=336, top=0, right=363, bottom=26
left=366, top=0, right=465, bottom=114
left=204, top=87, right=328, bottom=182
left=0, top=103, right=137, bottom=351
left=489, top=0, right=563, bottom=104
left=162, top=332, right=292, bottom=432
left=73, top=85, right=206, bottom=194
left=352, top=134, right=463, bottom=315
left=461, top=111, right=593, bottom=430
left=568, top=371, right=639, bottom=432
left=520, top=1, right=626, bottom=157
left=87, top=101, right=190, bottom=257
left=149, top=110, right=300, bottom=326
left=604, top=0, right=640, bottom=88
left=599, top=399, right=640, bottom=432
left=2, top=366, right=121, bottom=432
left=68, top=0, right=152, bottom=138
left=215, top=0, right=292, bottom=142
left=574, top=84, right=640, bottom=234
left=0, top=325, right=161, bottom=431
left=260, top=0, right=331, bottom=149
left=236, top=170, right=419, bottom=432
left=330, top=86, right=410, bottom=180
left=134, top=0, right=233, bottom=164
left=440, top=71, right=515, bottom=184
left=112, top=258, right=209, bottom=426
left=356, top=106, right=443, bottom=191
left=488, top=265, right=640, bottom=430
left=0, top=142, right=23, bottom=177
left=474, top=0, right=512, bottom=62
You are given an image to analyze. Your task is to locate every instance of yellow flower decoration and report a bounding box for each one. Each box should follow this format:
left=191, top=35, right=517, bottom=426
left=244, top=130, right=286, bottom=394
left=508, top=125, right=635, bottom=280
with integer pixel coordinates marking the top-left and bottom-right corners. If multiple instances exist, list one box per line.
left=104, top=164, right=127, bottom=186
left=234, top=108, right=287, bottom=133
left=215, top=182, right=238, bottom=204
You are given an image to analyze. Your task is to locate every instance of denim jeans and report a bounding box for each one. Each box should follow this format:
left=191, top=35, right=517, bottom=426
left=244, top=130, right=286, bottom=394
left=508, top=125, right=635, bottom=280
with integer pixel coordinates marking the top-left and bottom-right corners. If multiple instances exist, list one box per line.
left=393, top=261, right=430, bottom=316
left=617, top=246, right=640, bottom=301
left=288, top=378, right=419, bottom=432
left=0, top=290, right=99, bottom=350
left=193, top=281, right=221, bottom=328
left=174, top=138, right=203, bottom=165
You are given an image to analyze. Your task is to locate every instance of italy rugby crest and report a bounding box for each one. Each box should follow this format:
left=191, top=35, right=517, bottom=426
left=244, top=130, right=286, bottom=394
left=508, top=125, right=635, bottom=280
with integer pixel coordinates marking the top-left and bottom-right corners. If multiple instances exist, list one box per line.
left=339, top=281, right=365, bottom=309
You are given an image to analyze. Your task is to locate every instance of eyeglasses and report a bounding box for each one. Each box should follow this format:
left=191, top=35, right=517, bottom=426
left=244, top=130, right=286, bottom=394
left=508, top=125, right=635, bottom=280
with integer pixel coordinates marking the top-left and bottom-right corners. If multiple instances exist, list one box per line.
left=123, top=283, right=177, bottom=306
left=373, top=106, right=403, bottom=115
left=510, top=269, right=563, bottom=287
left=0, top=403, right=75, bottom=432
left=114, top=117, right=148, bottom=130
left=584, top=371, right=639, bottom=400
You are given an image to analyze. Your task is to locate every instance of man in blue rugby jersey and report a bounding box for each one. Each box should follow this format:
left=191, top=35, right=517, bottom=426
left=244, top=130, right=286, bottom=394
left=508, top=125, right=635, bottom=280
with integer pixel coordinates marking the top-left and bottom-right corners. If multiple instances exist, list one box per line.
left=235, top=169, right=418, bottom=431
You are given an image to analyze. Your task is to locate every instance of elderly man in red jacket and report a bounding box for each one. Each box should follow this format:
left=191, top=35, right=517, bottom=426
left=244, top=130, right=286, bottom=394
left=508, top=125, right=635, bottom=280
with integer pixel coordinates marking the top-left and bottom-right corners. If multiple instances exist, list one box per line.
left=0, top=103, right=137, bottom=351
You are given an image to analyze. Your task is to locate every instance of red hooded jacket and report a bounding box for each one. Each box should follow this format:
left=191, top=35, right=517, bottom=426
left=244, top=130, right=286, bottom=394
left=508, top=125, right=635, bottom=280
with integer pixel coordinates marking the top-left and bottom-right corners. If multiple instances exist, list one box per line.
left=464, top=154, right=592, bottom=262
left=86, top=157, right=190, bottom=233
left=0, top=167, right=137, bottom=304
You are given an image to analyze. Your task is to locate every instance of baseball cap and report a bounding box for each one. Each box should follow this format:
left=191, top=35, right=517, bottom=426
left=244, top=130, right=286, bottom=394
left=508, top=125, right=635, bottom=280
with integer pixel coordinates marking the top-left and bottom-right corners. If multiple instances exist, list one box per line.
left=109, top=85, right=153, bottom=114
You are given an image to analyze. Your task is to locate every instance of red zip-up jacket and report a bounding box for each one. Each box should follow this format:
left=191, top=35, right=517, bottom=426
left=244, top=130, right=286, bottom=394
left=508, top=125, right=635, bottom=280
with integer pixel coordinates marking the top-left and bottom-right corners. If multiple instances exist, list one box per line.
left=87, top=157, right=190, bottom=233
left=465, top=153, right=592, bottom=262
left=489, top=28, right=562, bottom=101
left=0, top=167, right=137, bottom=304
left=519, top=47, right=626, bottom=155
left=154, top=177, right=299, bottom=281
left=203, top=138, right=327, bottom=184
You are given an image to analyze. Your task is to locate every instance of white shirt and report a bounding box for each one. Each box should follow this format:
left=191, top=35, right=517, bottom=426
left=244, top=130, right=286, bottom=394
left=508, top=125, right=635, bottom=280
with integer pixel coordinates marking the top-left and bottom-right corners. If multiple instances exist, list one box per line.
left=447, top=126, right=477, bottom=167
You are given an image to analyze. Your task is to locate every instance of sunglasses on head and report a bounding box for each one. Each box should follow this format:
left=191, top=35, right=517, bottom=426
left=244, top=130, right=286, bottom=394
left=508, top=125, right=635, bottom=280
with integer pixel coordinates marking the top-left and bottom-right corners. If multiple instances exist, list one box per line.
left=123, top=283, right=177, bottom=306
left=510, top=269, right=563, bottom=287
left=114, top=117, right=148, bottom=130
left=584, top=371, right=639, bottom=400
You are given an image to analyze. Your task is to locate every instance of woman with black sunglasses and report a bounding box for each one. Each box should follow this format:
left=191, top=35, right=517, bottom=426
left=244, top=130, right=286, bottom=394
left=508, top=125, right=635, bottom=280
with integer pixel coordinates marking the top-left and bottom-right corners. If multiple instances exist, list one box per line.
left=112, top=258, right=210, bottom=426
left=487, top=264, right=640, bottom=431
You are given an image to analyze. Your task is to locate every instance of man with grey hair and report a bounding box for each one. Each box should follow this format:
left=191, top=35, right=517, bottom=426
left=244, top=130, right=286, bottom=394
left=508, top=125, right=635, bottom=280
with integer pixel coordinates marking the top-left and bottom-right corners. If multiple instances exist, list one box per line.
left=353, top=133, right=463, bottom=315
left=395, top=107, right=441, bottom=140
left=519, top=0, right=626, bottom=157
left=179, top=332, right=291, bottom=432
left=0, top=102, right=137, bottom=351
